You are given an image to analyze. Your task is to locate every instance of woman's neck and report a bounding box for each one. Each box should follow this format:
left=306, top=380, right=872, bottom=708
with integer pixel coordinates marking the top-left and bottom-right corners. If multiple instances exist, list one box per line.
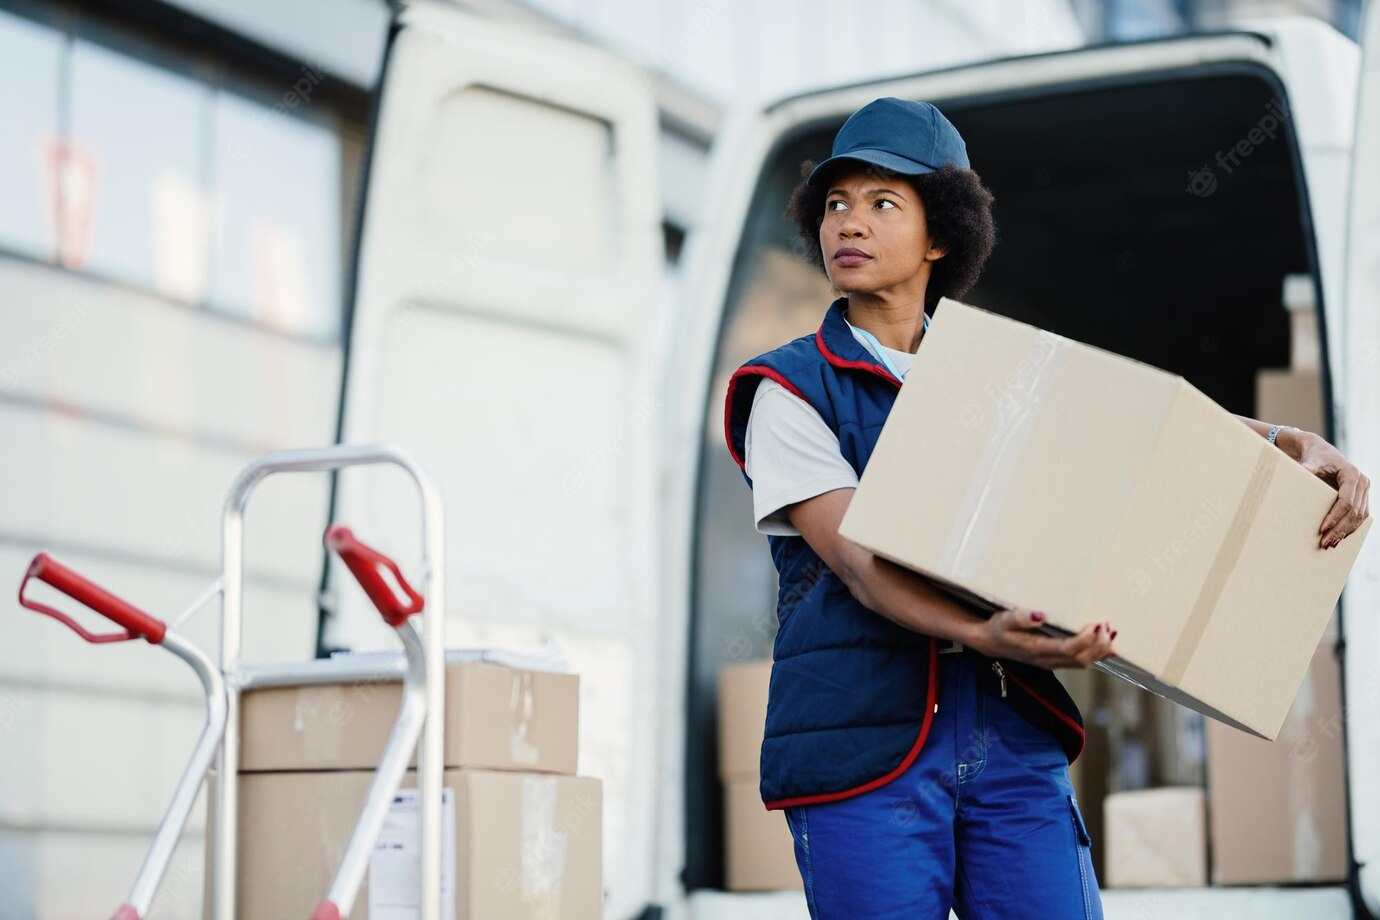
left=845, top=293, right=928, bottom=353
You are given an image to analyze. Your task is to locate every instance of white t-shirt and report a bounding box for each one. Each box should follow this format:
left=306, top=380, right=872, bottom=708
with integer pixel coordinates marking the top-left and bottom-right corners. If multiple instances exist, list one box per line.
left=744, top=317, right=920, bottom=536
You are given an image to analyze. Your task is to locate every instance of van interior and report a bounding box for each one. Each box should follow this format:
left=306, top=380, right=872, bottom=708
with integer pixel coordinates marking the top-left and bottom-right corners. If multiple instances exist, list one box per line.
left=689, top=64, right=1322, bottom=888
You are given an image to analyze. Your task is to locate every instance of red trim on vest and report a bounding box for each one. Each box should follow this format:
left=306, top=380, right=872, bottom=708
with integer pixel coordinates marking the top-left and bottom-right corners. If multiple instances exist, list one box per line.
left=1000, top=662, right=1087, bottom=763
left=814, top=326, right=903, bottom=389
left=763, top=637, right=939, bottom=810
left=723, top=365, right=810, bottom=471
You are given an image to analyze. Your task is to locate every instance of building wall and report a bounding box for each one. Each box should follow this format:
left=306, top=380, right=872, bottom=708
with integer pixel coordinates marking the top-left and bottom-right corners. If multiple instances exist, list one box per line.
left=0, top=5, right=354, bottom=915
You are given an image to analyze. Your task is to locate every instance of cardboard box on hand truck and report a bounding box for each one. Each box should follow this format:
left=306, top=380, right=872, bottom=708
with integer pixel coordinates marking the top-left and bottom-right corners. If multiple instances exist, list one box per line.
left=839, top=298, right=1370, bottom=740
left=232, top=656, right=599, bottom=919
left=240, top=658, right=579, bottom=774
left=237, top=768, right=602, bottom=920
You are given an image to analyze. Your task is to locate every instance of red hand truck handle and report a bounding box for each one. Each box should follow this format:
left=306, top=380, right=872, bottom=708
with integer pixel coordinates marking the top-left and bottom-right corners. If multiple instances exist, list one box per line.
left=18, top=553, right=167, bottom=645
left=325, top=525, right=425, bottom=627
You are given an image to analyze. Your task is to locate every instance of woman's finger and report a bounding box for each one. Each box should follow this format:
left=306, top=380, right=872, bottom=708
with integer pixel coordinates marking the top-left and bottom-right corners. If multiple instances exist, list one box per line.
left=1324, top=473, right=1368, bottom=546
left=1319, top=494, right=1352, bottom=539
left=1320, top=496, right=1359, bottom=542
left=1059, top=622, right=1106, bottom=661
left=1002, top=607, right=1048, bottom=631
left=1075, top=628, right=1114, bottom=667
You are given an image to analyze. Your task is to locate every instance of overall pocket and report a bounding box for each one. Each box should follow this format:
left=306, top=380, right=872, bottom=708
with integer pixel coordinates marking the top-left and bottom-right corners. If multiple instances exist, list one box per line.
left=1068, top=794, right=1103, bottom=920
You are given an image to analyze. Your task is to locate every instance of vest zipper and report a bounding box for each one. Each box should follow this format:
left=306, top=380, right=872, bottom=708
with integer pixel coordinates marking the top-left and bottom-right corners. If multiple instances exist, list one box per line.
left=991, top=657, right=1088, bottom=763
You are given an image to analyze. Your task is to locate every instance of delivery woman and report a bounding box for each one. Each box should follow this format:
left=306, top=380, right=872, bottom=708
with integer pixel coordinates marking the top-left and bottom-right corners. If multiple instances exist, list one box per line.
left=722, top=96, right=1370, bottom=919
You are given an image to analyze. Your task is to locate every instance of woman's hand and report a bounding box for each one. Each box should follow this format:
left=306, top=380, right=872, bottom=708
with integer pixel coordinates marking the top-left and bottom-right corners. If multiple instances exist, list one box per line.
left=1290, top=431, right=1371, bottom=549
left=968, top=608, right=1116, bottom=669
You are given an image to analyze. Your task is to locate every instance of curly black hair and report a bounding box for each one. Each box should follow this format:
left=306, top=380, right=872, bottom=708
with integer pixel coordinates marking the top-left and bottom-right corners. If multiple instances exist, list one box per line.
left=784, top=159, right=997, bottom=311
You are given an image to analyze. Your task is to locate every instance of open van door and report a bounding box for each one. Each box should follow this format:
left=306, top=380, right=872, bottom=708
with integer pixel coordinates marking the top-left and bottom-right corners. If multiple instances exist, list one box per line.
left=331, top=2, right=662, bottom=916
left=1343, top=3, right=1380, bottom=915
left=674, top=17, right=1366, bottom=909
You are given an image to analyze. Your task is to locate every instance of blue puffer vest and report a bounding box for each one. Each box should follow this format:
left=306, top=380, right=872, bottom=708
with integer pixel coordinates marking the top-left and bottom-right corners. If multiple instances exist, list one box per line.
left=724, top=296, right=1087, bottom=809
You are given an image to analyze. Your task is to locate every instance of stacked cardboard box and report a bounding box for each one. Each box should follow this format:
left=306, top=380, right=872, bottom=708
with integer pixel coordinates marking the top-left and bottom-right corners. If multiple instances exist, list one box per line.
left=1207, top=642, right=1347, bottom=884
left=1104, top=787, right=1208, bottom=888
left=717, top=660, right=801, bottom=891
left=839, top=298, right=1370, bottom=742
left=231, top=659, right=601, bottom=919
left=1204, top=317, right=1347, bottom=885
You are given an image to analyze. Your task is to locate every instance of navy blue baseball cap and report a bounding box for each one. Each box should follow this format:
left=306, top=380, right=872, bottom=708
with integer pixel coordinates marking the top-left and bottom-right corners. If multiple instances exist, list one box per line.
left=807, top=97, right=970, bottom=188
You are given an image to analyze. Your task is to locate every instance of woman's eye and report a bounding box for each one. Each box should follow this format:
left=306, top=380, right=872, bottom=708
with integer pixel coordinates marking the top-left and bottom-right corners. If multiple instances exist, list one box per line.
left=876, top=199, right=895, bottom=209
left=827, top=200, right=846, bottom=212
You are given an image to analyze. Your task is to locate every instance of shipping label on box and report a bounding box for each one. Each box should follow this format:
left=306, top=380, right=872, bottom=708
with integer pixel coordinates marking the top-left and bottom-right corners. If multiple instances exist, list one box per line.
left=839, top=298, right=1370, bottom=740
left=370, top=788, right=457, bottom=920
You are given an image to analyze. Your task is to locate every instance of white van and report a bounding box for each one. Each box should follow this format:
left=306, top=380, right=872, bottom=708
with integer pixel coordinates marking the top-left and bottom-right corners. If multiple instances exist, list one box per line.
left=330, top=3, right=1380, bottom=918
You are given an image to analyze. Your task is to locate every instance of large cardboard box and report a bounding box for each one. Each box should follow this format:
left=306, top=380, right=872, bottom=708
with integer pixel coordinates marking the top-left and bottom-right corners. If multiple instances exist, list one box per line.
left=240, top=659, right=579, bottom=774
left=723, top=776, right=802, bottom=892
left=1104, top=786, right=1207, bottom=888
left=717, top=660, right=772, bottom=781
left=1207, top=642, right=1347, bottom=884
left=236, top=768, right=602, bottom=919
left=839, top=299, right=1370, bottom=740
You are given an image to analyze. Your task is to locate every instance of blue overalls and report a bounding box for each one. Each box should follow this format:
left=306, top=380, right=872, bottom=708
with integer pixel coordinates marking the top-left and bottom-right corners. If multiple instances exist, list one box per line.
left=783, top=645, right=1102, bottom=918
left=724, top=297, right=1102, bottom=918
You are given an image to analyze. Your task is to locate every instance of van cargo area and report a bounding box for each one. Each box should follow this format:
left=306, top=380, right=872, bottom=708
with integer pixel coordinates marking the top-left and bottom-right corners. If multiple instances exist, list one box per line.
left=694, top=62, right=1323, bottom=891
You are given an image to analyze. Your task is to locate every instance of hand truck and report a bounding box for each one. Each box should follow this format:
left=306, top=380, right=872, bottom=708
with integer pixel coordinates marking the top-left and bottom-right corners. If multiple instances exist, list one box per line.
left=17, top=445, right=446, bottom=920
left=18, top=553, right=227, bottom=920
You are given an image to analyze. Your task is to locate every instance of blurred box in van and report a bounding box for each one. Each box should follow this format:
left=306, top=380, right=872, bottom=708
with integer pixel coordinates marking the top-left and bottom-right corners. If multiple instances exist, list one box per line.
left=1104, top=786, right=1207, bottom=888
left=717, top=660, right=801, bottom=892
left=839, top=299, right=1370, bottom=741
left=1207, top=640, right=1346, bottom=885
left=717, top=660, right=772, bottom=781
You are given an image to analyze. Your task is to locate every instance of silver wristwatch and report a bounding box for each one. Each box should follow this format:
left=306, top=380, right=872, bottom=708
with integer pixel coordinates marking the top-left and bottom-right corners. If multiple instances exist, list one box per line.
left=1267, top=424, right=1299, bottom=447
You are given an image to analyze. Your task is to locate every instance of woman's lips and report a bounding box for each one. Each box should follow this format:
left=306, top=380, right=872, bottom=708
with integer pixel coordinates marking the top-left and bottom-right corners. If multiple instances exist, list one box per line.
left=834, top=250, right=872, bottom=267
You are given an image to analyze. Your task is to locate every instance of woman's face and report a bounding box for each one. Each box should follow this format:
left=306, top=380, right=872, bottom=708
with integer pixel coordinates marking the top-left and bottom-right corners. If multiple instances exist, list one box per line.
left=819, top=165, right=945, bottom=297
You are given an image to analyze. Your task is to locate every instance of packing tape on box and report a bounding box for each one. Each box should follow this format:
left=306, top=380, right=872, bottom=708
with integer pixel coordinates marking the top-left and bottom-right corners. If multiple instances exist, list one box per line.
left=939, top=330, right=1070, bottom=578
left=510, top=669, right=541, bottom=766
left=1161, top=445, right=1279, bottom=684
left=521, top=775, right=567, bottom=917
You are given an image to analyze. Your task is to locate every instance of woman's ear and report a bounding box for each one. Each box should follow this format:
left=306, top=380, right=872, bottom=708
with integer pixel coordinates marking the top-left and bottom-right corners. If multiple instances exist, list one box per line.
left=926, top=242, right=950, bottom=263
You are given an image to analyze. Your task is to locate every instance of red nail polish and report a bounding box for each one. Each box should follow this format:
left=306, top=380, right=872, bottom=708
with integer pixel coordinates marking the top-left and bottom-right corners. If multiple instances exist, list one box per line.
left=1094, top=623, right=1102, bottom=635
left=1031, top=611, right=1045, bottom=623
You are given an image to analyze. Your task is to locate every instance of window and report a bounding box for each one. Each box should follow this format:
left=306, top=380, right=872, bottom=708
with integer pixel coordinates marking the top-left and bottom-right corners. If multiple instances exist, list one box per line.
left=211, top=91, right=342, bottom=338
left=0, top=10, right=62, bottom=258
left=69, top=38, right=209, bottom=299
left=0, top=7, right=347, bottom=339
